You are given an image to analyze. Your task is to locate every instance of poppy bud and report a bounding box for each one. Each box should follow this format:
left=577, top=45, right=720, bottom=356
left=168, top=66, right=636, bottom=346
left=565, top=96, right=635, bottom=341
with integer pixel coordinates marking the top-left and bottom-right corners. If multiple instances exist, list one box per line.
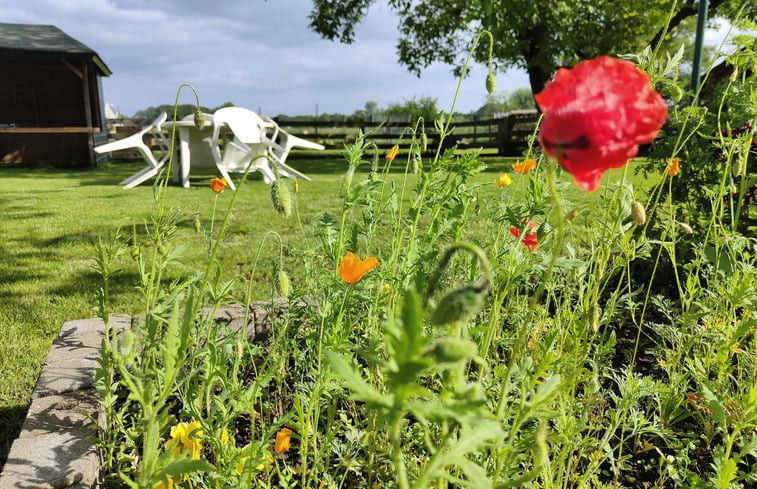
left=294, top=180, right=299, bottom=193
left=486, top=71, right=496, bottom=94
left=631, top=201, right=647, bottom=225
left=677, top=222, right=693, bottom=235
left=158, top=244, right=167, bottom=256
left=193, top=216, right=202, bottom=233
left=421, top=132, right=428, bottom=152
left=430, top=284, right=486, bottom=326
left=130, top=246, right=139, bottom=260
left=194, top=110, right=204, bottom=130
left=730, top=67, right=738, bottom=82
left=731, top=158, right=744, bottom=178
left=533, top=421, right=548, bottom=466
left=669, top=83, right=683, bottom=102
left=274, top=268, right=290, bottom=297
left=429, top=338, right=478, bottom=364
left=237, top=340, right=243, bottom=360
left=270, top=180, right=292, bottom=218
left=411, top=154, right=420, bottom=174
left=590, top=303, right=600, bottom=333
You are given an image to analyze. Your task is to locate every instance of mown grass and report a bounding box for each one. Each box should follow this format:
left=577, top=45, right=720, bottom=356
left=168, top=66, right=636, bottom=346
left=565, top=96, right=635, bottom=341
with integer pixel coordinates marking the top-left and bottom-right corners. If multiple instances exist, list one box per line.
left=0, top=155, right=653, bottom=470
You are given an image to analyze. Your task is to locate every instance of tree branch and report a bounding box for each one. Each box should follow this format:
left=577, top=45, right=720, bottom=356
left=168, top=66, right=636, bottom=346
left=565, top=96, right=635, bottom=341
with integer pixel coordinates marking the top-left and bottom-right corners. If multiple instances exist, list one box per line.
left=647, top=0, right=727, bottom=50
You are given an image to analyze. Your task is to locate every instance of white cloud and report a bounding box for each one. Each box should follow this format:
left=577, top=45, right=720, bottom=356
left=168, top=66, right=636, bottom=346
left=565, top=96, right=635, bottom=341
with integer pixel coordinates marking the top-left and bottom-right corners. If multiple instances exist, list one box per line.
left=5, top=1, right=740, bottom=117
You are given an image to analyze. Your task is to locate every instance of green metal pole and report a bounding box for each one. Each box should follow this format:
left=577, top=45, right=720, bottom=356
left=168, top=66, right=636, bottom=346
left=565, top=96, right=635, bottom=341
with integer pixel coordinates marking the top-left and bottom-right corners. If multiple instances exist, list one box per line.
left=690, top=0, right=709, bottom=101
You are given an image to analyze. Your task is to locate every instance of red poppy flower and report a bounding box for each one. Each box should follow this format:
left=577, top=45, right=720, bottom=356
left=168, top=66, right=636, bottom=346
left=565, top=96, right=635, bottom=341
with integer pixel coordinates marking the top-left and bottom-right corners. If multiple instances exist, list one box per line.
left=509, top=221, right=539, bottom=251
left=535, top=56, right=667, bottom=191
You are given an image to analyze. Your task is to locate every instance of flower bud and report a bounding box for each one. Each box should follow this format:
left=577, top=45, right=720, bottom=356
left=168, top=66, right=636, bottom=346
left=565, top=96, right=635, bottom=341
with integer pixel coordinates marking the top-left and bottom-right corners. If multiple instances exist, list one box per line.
left=274, top=268, right=290, bottom=297
left=411, top=154, right=420, bottom=174
left=130, top=246, right=139, bottom=261
left=158, top=244, right=167, bottom=255
left=631, top=201, right=647, bottom=225
left=194, top=110, right=205, bottom=130
left=294, top=180, right=299, bottom=193
left=730, top=67, right=738, bottom=82
left=430, top=285, right=486, bottom=326
left=421, top=132, right=428, bottom=152
left=270, top=180, right=292, bottom=218
left=731, top=158, right=744, bottom=178
left=590, top=303, right=600, bottom=333
left=677, top=222, right=693, bottom=235
left=669, top=83, right=683, bottom=102
left=533, top=422, right=548, bottom=466
left=486, top=71, right=496, bottom=94
left=429, top=338, right=478, bottom=364
left=193, top=216, right=202, bottom=233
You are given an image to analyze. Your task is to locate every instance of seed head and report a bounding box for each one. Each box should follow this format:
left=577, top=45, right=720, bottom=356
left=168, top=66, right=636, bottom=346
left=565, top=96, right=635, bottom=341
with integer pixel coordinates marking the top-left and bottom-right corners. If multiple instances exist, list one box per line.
left=631, top=201, right=647, bottom=225
left=486, top=71, right=496, bottom=94
left=270, top=180, right=292, bottom=218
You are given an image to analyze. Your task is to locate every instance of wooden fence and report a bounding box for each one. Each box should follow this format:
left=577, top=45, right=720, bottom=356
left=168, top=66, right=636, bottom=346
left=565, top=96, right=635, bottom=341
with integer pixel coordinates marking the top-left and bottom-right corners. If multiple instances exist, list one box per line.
left=116, top=110, right=540, bottom=158
left=274, top=110, right=539, bottom=156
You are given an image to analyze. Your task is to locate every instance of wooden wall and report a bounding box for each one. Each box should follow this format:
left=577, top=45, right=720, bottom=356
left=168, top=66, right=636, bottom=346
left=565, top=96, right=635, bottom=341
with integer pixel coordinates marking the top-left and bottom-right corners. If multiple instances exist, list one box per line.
left=0, top=57, right=106, bottom=165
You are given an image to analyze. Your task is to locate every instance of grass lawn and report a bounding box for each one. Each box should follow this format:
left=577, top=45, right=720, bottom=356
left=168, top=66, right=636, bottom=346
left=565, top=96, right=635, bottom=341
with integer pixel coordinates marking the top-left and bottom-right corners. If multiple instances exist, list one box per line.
left=0, top=154, right=655, bottom=470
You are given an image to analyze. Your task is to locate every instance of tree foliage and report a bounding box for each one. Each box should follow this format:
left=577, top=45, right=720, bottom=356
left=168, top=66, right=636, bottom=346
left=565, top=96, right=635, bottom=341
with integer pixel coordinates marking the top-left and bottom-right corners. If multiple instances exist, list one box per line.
left=308, top=0, right=756, bottom=96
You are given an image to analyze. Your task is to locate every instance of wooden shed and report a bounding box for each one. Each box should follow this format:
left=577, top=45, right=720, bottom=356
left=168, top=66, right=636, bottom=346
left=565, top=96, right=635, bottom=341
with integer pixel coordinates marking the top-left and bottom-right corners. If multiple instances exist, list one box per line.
left=0, top=23, right=112, bottom=165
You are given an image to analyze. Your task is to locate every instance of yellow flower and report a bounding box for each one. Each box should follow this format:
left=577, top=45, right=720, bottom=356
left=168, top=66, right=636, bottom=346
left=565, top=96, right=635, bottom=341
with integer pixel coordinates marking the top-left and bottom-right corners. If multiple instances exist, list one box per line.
left=220, top=428, right=231, bottom=447
left=338, top=252, right=379, bottom=285
left=495, top=173, right=512, bottom=188
left=667, top=157, right=680, bottom=177
left=210, top=177, right=228, bottom=193
left=512, top=159, right=536, bottom=175
left=154, top=478, right=178, bottom=489
left=166, top=421, right=203, bottom=460
left=275, top=427, right=293, bottom=454
left=385, top=144, right=400, bottom=163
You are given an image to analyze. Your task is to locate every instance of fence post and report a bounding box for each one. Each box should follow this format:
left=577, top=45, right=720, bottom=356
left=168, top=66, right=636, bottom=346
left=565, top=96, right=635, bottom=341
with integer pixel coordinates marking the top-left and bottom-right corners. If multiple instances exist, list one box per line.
left=473, top=115, right=477, bottom=143
left=496, top=117, right=509, bottom=156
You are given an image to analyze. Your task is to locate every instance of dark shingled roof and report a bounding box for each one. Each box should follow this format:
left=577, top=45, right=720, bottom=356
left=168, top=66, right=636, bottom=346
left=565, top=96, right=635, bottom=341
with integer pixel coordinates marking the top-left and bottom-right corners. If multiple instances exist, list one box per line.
left=0, top=22, right=111, bottom=76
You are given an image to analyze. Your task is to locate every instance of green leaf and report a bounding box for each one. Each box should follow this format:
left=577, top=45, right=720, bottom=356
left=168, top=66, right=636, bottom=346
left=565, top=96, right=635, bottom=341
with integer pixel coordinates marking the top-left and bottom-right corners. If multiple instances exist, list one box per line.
left=325, top=351, right=392, bottom=409
left=156, top=457, right=215, bottom=479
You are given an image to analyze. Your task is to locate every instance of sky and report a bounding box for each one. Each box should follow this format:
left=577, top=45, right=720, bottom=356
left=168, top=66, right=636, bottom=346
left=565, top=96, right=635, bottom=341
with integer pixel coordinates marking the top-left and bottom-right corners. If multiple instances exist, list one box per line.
left=1, top=1, right=738, bottom=118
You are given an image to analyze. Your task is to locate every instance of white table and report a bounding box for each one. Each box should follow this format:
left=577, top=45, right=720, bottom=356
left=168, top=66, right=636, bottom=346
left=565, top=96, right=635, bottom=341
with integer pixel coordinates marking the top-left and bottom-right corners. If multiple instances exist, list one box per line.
left=161, top=113, right=215, bottom=188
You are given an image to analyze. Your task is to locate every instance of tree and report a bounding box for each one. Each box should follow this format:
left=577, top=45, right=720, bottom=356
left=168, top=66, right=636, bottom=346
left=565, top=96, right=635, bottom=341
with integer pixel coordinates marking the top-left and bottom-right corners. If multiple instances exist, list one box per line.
left=308, top=0, right=755, bottom=97
left=473, top=87, right=535, bottom=117
left=384, top=95, right=438, bottom=122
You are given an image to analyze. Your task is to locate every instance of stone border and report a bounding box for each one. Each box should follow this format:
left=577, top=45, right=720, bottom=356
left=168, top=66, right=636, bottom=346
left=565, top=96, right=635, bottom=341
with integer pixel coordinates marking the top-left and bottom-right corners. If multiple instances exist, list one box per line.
left=0, top=299, right=296, bottom=489
left=0, top=315, right=130, bottom=489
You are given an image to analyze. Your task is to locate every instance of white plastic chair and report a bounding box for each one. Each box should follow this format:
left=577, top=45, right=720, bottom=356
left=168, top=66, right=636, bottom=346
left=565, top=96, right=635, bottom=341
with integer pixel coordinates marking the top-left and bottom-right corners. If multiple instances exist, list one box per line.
left=95, top=112, right=170, bottom=189
left=261, top=114, right=325, bottom=174
left=208, top=107, right=320, bottom=189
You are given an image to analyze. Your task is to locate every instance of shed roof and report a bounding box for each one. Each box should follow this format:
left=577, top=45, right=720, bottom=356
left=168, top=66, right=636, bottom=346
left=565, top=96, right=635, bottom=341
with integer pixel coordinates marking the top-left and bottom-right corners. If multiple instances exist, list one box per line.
left=0, top=22, right=111, bottom=76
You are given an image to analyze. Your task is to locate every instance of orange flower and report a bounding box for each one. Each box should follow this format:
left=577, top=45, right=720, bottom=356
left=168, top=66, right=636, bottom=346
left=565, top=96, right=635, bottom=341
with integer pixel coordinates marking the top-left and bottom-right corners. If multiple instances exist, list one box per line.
left=666, top=157, right=680, bottom=177
left=386, top=144, right=400, bottom=163
left=495, top=173, right=512, bottom=188
left=512, top=159, right=536, bottom=175
left=210, top=177, right=228, bottom=193
left=274, top=427, right=293, bottom=454
left=338, top=252, right=379, bottom=285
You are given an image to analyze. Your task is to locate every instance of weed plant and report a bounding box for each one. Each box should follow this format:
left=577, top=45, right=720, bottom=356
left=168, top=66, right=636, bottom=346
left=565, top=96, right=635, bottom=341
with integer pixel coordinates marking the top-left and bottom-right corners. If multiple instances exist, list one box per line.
left=91, top=33, right=756, bottom=489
